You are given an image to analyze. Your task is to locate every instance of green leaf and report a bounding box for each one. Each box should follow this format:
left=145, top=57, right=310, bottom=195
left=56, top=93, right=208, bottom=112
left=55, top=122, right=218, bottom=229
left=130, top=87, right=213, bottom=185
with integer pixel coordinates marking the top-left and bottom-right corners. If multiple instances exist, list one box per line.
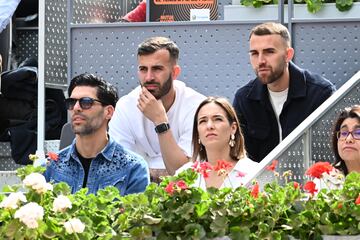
left=53, top=182, right=72, bottom=195
left=16, top=165, right=46, bottom=180
left=336, top=0, right=353, bottom=11
left=5, top=219, right=21, bottom=238
left=129, top=226, right=153, bottom=238
left=184, top=223, right=206, bottom=239
left=305, top=0, right=323, bottom=13
left=1, top=184, right=21, bottom=193
left=210, top=215, right=228, bottom=234
left=195, top=201, right=209, bottom=217
left=229, top=226, right=250, bottom=240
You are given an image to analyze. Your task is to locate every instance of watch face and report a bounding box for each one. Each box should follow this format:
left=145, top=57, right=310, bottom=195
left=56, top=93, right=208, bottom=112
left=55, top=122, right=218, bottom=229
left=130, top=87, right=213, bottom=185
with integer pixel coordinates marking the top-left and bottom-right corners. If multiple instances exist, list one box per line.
left=155, top=123, right=170, bottom=134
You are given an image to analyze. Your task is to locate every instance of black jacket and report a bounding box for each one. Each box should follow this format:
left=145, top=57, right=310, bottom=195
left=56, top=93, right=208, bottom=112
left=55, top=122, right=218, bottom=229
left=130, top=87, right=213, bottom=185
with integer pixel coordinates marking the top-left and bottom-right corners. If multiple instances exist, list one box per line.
left=233, top=62, right=336, bottom=163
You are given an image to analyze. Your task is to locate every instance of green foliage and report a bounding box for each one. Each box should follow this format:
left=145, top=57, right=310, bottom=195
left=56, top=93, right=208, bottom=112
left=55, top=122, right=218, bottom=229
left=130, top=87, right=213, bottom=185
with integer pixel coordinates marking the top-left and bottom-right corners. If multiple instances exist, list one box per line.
left=240, top=0, right=356, bottom=14
left=16, top=165, right=46, bottom=180
left=0, top=166, right=359, bottom=239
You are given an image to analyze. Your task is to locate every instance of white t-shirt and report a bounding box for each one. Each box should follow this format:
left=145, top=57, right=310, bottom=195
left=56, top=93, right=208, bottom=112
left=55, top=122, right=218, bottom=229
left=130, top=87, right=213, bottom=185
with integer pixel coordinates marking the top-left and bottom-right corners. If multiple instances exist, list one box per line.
left=268, top=88, right=288, bottom=142
left=175, top=157, right=260, bottom=190
left=109, top=80, right=206, bottom=169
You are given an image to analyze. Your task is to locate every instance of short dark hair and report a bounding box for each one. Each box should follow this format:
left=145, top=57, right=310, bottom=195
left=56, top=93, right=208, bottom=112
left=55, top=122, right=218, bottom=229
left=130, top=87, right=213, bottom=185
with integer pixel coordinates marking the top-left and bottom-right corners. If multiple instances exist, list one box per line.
left=332, top=105, right=360, bottom=175
left=249, top=22, right=291, bottom=47
left=192, top=96, right=246, bottom=162
left=68, top=73, right=118, bottom=108
left=137, top=36, right=179, bottom=63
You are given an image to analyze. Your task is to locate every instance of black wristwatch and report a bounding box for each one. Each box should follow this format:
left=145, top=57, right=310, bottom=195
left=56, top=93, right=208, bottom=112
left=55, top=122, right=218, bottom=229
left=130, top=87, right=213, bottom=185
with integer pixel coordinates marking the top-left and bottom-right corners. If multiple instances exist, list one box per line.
left=155, top=122, right=170, bottom=134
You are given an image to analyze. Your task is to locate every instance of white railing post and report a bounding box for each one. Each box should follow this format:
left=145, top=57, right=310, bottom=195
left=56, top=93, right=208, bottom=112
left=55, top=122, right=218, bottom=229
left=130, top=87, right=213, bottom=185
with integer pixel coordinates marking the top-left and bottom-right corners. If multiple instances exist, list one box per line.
left=35, top=0, right=46, bottom=166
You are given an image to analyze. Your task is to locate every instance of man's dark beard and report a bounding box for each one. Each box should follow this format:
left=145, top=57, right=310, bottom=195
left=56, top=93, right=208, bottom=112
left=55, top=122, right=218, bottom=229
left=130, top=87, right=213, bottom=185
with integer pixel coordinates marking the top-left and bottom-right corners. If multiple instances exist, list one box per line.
left=143, top=74, right=173, bottom=100
left=257, top=58, right=287, bottom=85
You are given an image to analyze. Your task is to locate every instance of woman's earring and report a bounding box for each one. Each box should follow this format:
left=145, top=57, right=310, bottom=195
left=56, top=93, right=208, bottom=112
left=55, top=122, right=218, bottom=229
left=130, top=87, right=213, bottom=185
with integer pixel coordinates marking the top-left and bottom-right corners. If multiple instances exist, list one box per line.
left=229, top=134, right=235, bottom=148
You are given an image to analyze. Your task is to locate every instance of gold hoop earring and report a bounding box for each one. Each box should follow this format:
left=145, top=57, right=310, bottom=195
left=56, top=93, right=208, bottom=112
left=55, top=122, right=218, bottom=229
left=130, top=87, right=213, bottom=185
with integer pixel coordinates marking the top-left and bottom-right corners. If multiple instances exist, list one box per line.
left=229, top=134, right=235, bottom=148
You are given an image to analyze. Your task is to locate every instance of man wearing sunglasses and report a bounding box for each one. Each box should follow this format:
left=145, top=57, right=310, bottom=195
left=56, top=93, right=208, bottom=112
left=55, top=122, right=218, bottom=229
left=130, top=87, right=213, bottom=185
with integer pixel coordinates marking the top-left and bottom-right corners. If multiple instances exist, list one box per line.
left=44, top=73, right=150, bottom=195
left=109, top=37, right=205, bottom=182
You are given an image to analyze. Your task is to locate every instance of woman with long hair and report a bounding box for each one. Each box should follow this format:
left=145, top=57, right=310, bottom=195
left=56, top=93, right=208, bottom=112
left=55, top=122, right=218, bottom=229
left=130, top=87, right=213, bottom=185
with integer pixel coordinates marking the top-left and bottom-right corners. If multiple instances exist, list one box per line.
left=176, top=97, right=259, bottom=189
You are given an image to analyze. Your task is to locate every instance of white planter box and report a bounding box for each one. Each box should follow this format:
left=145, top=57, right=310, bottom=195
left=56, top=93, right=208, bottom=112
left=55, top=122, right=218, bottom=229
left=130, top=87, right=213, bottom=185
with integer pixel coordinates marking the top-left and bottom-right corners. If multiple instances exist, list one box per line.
left=224, top=3, right=360, bottom=21
left=224, top=4, right=288, bottom=21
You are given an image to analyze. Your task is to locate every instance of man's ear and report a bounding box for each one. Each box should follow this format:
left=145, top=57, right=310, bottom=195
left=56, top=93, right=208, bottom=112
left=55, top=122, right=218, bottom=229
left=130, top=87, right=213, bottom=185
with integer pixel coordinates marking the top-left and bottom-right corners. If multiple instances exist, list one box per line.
left=105, top=106, right=115, bottom=120
left=286, top=47, right=295, bottom=63
left=172, top=65, right=181, bottom=80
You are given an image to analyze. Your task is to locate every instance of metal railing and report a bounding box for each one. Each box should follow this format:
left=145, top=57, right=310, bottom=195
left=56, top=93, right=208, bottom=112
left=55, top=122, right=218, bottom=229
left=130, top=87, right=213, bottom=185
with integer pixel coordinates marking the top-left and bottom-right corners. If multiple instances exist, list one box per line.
left=245, top=70, right=360, bottom=188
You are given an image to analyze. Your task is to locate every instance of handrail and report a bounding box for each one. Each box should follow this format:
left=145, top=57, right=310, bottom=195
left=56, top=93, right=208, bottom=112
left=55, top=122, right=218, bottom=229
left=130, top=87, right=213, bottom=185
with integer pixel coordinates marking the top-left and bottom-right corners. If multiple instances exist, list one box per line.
left=245, top=70, right=360, bottom=186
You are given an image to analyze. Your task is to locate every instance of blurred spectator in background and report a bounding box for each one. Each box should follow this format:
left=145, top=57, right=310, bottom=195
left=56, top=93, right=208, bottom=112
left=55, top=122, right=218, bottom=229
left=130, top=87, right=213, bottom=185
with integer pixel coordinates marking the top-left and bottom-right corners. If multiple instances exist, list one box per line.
left=121, top=0, right=146, bottom=22
left=0, top=0, right=20, bottom=33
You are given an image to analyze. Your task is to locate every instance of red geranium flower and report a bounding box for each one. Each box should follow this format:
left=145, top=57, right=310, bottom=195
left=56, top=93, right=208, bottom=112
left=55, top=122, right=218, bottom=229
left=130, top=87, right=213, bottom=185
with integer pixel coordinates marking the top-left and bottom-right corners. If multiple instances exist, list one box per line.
left=165, top=182, right=175, bottom=195
left=293, top=182, right=300, bottom=189
left=214, top=160, right=233, bottom=177
left=305, top=162, right=334, bottom=179
left=214, top=160, right=233, bottom=171
left=303, top=181, right=318, bottom=196
left=192, top=161, right=213, bottom=178
left=176, top=180, right=188, bottom=190
left=266, top=160, right=279, bottom=172
left=250, top=182, right=259, bottom=199
left=355, top=194, right=360, bottom=205
left=47, top=152, right=59, bottom=161
left=191, top=161, right=199, bottom=170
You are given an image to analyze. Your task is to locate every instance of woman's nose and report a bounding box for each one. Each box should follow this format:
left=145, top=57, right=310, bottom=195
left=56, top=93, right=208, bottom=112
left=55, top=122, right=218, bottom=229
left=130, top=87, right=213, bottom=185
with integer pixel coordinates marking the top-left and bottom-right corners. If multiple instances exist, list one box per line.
left=345, top=132, right=355, bottom=142
left=206, top=120, right=214, bottom=129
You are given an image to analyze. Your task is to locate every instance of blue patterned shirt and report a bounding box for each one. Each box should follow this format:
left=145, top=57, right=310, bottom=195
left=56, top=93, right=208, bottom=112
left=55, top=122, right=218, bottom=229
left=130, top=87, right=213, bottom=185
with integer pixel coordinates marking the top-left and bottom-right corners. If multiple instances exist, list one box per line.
left=44, top=136, right=150, bottom=195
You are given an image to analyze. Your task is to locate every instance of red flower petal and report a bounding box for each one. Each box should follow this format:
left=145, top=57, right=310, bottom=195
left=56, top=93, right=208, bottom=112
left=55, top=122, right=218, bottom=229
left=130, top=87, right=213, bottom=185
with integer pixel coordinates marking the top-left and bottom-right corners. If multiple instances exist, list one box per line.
left=191, top=161, right=199, bottom=170
left=250, top=182, right=259, bottom=199
left=236, top=171, right=247, bottom=178
left=303, top=181, right=318, bottom=196
left=293, top=182, right=299, bottom=189
left=265, top=160, right=279, bottom=172
left=176, top=180, right=188, bottom=190
left=47, top=152, right=59, bottom=161
left=214, top=160, right=233, bottom=172
left=305, top=162, right=334, bottom=179
left=355, top=195, right=360, bottom=205
left=165, top=182, right=175, bottom=195
left=198, top=162, right=213, bottom=179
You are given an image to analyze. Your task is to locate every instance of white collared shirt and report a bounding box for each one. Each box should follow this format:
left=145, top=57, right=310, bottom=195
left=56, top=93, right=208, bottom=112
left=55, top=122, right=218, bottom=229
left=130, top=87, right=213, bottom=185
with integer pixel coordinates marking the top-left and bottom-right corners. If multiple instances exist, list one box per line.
left=175, top=157, right=260, bottom=190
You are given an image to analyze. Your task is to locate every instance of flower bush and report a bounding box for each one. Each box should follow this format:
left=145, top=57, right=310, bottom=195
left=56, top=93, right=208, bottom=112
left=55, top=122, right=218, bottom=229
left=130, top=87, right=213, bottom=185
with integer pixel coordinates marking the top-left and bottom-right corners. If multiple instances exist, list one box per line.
left=240, top=0, right=357, bottom=14
left=0, top=159, right=359, bottom=239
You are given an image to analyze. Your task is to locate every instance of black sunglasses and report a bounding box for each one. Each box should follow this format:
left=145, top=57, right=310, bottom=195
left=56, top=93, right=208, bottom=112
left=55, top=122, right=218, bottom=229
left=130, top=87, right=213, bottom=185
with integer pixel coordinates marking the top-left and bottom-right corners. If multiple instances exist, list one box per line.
left=65, top=97, right=105, bottom=110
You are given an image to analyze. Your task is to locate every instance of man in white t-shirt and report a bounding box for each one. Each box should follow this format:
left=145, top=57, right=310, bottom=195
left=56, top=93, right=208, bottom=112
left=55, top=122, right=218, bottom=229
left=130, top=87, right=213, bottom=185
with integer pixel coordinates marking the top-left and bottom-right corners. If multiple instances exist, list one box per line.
left=109, top=36, right=205, bottom=182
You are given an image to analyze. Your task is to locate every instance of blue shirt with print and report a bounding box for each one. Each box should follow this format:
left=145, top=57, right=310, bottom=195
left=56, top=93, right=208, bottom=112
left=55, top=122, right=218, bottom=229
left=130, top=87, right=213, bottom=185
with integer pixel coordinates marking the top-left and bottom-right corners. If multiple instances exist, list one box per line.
left=44, top=136, right=150, bottom=195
